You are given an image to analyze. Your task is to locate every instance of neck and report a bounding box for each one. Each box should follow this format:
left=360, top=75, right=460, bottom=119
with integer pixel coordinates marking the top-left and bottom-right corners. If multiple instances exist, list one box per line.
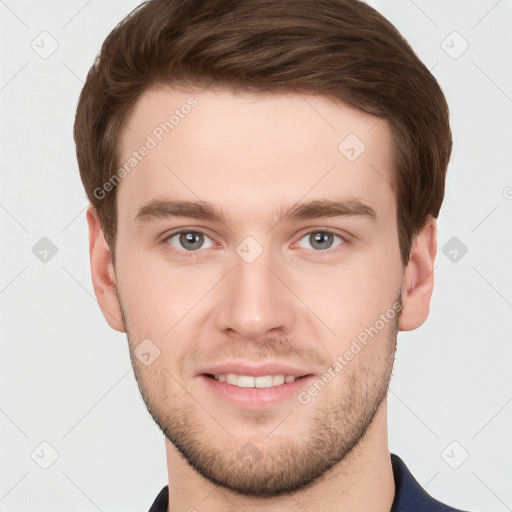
left=164, top=400, right=395, bottom=512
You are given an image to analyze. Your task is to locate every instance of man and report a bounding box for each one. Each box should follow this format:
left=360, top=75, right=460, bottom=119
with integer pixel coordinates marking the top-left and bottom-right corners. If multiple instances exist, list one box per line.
left=73, top=0, right=468, bottom=510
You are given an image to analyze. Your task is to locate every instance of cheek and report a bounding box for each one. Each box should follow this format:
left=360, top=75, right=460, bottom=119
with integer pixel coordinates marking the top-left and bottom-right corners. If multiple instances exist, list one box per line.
left=297, top=248, right=402, bottom=344
left=116, top=246, right=218, bottom=339
left=115, top=247, right=170, bottom=332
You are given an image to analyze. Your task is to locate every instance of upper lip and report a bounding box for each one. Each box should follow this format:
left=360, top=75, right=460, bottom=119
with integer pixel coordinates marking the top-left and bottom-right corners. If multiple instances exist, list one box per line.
left=198, top=362, right=313, bottom=378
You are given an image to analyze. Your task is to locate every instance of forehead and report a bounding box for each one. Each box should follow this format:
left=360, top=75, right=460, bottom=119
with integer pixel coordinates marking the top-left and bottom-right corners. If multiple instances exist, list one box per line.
left=116, top=86, right=395, bottom=227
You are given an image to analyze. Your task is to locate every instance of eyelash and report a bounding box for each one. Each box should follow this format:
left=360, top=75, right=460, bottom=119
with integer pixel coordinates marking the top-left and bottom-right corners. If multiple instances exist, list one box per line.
left=161, top=228, right=346, bottom=258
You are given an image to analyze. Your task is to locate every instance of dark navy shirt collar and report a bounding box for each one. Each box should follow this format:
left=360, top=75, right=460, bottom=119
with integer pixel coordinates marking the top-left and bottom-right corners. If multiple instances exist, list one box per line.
left=389, top=454, right=467, bottom=511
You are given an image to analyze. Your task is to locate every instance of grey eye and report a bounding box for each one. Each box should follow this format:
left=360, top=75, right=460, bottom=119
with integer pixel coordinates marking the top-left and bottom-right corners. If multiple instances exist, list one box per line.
left=168, top=231, right=213, bottom=251
left=298, top=231, right=344, bottom=251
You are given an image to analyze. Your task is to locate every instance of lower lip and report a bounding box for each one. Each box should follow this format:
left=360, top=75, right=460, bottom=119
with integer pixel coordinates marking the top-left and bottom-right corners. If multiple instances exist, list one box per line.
left=199, top=375, right=315, bottom=409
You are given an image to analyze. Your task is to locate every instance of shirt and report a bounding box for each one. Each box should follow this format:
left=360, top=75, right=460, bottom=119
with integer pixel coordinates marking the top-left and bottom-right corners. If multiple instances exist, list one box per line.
left=147, top=453, right=470, bottom=511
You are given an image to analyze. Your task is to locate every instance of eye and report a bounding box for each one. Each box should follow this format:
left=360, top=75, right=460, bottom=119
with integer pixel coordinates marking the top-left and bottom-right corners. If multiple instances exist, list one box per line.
left=166, top=230, right=214, bottom=252
left=297, top=231, right=344, bottom=251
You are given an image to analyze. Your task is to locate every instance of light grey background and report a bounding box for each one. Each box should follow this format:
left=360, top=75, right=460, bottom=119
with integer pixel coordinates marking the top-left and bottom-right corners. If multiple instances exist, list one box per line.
left=1, top=1, right=511, bottom=511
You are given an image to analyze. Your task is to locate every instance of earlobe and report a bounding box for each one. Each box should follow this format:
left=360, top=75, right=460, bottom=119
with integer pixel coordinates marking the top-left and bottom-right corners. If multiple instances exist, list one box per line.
left=86, top=206, right=126, bottom=333
left=398, top=217, right=437, bottom=332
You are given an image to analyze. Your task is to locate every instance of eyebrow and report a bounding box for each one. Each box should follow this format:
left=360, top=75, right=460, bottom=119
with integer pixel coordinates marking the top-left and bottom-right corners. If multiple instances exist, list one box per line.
left=134, top=197, right=377, bottom=225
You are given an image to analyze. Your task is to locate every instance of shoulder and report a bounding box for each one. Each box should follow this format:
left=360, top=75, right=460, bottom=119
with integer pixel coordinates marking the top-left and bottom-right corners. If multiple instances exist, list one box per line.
left=391, top=453, right=473, bottom=512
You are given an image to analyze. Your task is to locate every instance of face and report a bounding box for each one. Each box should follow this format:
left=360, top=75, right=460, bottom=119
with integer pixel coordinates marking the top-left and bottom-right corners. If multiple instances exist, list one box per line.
left=110, top=87, right=405, bottom=496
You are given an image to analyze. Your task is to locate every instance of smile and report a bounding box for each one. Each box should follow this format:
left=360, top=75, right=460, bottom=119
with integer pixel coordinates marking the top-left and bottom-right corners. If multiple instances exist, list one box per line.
left=207, top=373, right=300, bottom=388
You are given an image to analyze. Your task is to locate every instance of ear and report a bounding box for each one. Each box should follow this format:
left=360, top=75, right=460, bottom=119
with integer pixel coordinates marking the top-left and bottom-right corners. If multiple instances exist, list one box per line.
left=398, top=216, right=437, bottom=331
left=87, top=206, right=126, bottom=333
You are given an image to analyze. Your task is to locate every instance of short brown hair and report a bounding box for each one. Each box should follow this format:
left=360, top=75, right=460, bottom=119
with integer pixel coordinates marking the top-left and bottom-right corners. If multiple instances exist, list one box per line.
left=74, top=0, right=452, bottom=266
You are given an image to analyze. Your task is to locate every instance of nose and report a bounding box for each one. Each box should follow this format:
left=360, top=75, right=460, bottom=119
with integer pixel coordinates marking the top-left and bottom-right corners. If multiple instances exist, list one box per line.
left=214, top=244, right=297, bottom=342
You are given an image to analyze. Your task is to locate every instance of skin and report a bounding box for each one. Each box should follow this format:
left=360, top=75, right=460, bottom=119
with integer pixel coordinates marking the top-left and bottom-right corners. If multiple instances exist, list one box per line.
left=87, top=87, right=437, bottom=512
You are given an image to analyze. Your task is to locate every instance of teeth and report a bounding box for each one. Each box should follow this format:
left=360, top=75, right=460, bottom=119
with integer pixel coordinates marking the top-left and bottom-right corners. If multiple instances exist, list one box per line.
left=237, top=375, right=255, bottom=388
left=255, top=376, right=273, bottom=388
left=272, top=375, right=285, bottom=386
left=226, top=374, right=238, bottom=385
left=212, top=373, right=297, bottom=388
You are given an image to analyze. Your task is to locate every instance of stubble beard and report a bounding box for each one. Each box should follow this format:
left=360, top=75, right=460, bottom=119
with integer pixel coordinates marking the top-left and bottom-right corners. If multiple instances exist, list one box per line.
left=120, top=291, right=399, bottom=497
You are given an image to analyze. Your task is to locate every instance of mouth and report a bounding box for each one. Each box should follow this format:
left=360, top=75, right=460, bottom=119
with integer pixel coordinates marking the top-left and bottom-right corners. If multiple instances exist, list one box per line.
left=198, top=365, right=315, bottom=409
left=204, top=373, right=309, bottom=388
